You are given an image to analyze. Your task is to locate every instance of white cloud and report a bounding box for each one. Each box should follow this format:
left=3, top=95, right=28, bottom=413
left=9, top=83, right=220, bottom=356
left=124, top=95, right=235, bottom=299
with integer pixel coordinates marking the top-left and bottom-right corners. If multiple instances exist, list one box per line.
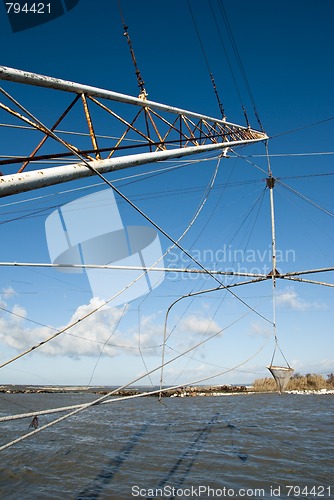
left=249, top=322, right=272, bottom=338
left=276, top=287, right=326, bottom=311
left=129, top=312, right=164, bottom=354
left=1, top=287, right=17, bottom=300
left=179, top=314, right=221, bottom=336
left=162, top=362, right=214, bottom=383
left=290, top=358, right=334, bottom=375
left=0, top=297, right=163, bottom=359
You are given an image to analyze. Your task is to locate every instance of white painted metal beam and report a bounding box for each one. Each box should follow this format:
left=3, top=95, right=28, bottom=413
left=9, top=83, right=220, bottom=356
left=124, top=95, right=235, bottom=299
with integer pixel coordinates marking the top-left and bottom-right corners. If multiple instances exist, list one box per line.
left=0, top=66, right=263, bottom=132
left=0, top=260, right=268, bottom=278
left=0, top=139, right=265, bottom=197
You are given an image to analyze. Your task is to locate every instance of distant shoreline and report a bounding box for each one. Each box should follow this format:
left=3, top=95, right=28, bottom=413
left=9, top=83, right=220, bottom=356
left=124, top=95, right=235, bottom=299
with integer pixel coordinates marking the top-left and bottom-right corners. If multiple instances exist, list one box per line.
left=0, top=384, right=248, bottom=396
left=1, top=385, right=333, bottom=396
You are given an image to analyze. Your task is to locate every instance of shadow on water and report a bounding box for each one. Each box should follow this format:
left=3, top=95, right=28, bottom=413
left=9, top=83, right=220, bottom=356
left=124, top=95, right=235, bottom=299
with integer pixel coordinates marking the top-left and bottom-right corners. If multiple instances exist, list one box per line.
left=76, top=420, right=152, bottom=499
left=146, top=412, right=220, bottom=500
left=226, top=422, right=249, bottom=462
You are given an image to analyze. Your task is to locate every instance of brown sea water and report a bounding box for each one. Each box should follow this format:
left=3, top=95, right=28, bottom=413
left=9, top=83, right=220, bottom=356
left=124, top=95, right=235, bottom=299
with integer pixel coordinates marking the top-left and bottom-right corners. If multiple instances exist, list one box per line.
left=0, top=392, right=333, bottom=499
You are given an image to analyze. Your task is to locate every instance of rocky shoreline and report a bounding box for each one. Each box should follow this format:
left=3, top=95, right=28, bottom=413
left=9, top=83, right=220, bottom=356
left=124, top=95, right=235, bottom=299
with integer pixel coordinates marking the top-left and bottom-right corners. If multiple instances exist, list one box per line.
left=0, top=384, right=247, bottom=396
left=1, top=384, right=333, bottom=396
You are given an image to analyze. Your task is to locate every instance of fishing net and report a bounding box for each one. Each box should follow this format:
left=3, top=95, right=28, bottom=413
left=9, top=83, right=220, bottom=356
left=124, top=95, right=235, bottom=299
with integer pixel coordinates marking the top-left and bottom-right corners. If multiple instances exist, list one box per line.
left=267, top=365, right=294, bottom=393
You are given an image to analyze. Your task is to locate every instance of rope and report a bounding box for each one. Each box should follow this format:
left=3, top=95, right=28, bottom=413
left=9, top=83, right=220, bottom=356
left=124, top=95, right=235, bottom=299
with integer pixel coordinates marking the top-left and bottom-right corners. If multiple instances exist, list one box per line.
left=0, top=279, right=139, bottom=370
left=269, top=116, right=334, bottom=139
left=117, top=0, right=146, bottom=96
left=137, top=302, right=155, bottom=388
left=217, top=0, right=264, bottom=131
left=208, top=0, right=245, bottom=117
left=85, top=303, right=128, bottom=387
left=187, top=0, right=225, bottom=119
left=0, top=121, right=149, bottom=143
left=243, top=151, right=334, bottom=159
left=1, top=115, right=332, bottom=144
left=230, top=148, right=269, bottom=176
left=277, top=180, right=334, bottom=219
left=0, top=304, right=58, bottom=330
left=270, top=338, right=291, bottom=368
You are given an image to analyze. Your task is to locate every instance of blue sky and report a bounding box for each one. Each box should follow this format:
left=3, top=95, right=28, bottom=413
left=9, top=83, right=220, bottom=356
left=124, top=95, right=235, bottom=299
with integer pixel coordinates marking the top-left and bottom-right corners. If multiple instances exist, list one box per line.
left=0, top=0, right=333, bottom=387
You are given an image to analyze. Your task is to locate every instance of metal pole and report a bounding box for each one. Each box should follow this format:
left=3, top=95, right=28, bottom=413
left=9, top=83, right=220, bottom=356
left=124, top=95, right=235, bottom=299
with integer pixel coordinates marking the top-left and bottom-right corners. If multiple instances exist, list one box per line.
left=268, top=177, right=277, bottom=283
left=267, top=176, right=278, bottom=347
left=0, top=260, right=268, bottom=278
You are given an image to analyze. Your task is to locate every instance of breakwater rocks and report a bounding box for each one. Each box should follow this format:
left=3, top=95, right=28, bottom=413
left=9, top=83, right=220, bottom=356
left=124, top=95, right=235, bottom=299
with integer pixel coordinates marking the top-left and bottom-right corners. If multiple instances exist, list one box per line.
left=286, top=389, right=334, bottom=395
left=157, top=385, right=248, bottom=398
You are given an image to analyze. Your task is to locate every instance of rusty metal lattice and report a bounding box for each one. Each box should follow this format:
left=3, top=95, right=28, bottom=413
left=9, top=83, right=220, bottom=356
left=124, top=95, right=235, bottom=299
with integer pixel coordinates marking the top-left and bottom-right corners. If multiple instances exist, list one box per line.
left=0, top=66, right=268, bottom=197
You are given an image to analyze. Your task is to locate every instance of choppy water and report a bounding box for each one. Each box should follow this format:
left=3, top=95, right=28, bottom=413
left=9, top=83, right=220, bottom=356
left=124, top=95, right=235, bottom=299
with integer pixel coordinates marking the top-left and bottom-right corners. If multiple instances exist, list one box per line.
left=0, top=392, right=333, bottom=499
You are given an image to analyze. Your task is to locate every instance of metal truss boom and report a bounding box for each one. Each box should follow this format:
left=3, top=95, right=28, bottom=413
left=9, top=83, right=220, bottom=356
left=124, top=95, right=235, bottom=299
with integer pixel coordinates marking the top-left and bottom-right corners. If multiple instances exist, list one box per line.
left=0, top=66, right=268, bottom=197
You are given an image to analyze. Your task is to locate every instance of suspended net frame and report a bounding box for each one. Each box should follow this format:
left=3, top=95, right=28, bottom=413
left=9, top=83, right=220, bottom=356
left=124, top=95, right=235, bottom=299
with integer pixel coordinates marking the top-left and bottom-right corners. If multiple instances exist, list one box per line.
left=267, top=339, right=294, bottom=393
